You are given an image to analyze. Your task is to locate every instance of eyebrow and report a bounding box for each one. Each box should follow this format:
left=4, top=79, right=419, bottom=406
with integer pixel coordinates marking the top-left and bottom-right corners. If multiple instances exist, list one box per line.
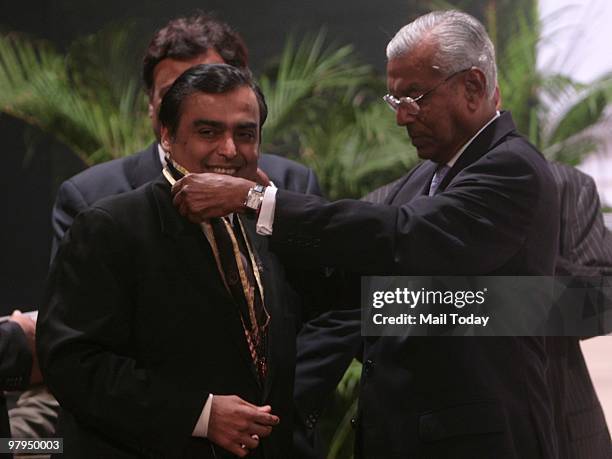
left=235, top=122, right=258, bottom=130
left=192, top=120, right=258, bottom=130
left=193, top=120, right=224, bottom=128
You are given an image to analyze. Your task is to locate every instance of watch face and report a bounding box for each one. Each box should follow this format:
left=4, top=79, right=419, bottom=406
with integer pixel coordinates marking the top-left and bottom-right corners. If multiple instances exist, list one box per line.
left=246, top=187, right=264, bottom=210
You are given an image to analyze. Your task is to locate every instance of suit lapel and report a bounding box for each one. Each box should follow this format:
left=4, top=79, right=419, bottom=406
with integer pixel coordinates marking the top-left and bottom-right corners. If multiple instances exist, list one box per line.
left=437, top=111, right=518, bottom=194
left=149, top=178, right=263, bottom=388
left=390, top=161, right=437, bottom=205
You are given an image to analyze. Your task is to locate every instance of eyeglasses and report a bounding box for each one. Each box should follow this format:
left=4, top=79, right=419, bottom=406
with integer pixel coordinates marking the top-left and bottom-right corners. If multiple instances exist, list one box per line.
left=383, top=67, right=472, bottom=115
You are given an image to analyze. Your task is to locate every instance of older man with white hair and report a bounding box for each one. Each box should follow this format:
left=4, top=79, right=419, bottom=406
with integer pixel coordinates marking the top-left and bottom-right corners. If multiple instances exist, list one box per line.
left=171, top=11, right=562, bottom=458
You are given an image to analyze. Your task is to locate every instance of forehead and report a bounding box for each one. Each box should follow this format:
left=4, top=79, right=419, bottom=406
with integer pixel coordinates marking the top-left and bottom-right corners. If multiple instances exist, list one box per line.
left=386, top=42, right=440, bottom=93
left=152, top=50, right=225, bottom=90
left=178, top=86, right=260, bottom=126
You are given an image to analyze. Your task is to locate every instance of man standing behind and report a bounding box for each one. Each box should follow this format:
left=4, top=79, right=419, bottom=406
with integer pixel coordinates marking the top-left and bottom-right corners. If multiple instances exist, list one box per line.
left=170, top=11, right=562, bottom=458
left=38, top=64, right=295, bottom=458
left=50, top=13, right=321, bottom=259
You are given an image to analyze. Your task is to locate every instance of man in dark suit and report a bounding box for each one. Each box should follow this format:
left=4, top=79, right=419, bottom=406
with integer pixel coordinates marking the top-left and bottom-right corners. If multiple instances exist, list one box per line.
left=546, top=161, right=612, bottom=459
left=169, top=11, right=563, bottom=458
left=292, top=163, right=612, bottom=459
left=38, top=64, right=302, bottom=458
left=23, top=13, right=321, bottom=442
left=50, top=13, right=321, bottom=259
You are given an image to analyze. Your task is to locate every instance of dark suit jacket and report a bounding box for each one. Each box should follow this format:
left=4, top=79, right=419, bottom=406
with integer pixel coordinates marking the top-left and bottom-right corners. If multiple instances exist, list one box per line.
left=276, top=112, right=561, bottom=458
left=38, top=176, right=299, bottom=458
left=294, top=163, right=612, bottom=459
left=546, top=162, right=612, bottom=459
left=0, top=320, right=32, bottom=440
left=51, top=143, right=322, bottom=259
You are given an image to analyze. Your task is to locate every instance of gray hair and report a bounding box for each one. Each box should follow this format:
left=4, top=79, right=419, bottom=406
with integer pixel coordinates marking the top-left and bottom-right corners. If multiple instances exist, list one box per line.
left=386, top=10, right=497, bottom=99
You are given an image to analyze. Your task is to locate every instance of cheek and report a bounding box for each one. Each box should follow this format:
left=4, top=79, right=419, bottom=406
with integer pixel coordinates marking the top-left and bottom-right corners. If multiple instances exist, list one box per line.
left=241, top=147, right=259, bottom=166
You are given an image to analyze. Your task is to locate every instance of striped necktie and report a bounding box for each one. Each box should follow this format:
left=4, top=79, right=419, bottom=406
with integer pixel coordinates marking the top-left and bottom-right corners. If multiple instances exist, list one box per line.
left=209, top=216, right=269, bottom=381
left=429, top=164, right=450, bottom=196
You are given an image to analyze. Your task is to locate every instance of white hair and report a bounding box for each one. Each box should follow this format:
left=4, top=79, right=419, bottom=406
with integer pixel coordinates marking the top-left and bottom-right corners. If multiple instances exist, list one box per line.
left=386, top=10, right=497, bottom=99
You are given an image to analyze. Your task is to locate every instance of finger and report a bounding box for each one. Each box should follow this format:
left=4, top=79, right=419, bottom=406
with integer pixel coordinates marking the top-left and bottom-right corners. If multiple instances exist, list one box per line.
left=172, top=187, right=185, bottom=208
left=171, top=177, right=188, bottom=195
left=251, top=410, right=280, bottom=426
left=256, top=405, right=272, bottom=412
left=240, top=434, right=259, bottom=450
left=227, top=444, right=248, bottom=458
left=177, top=194, right=190, bottom=218
left=11, top=310, right=22, bottom=317
left=256, top=168, right=271, bottom=186
left=249, top=423, right=273, bottom=438
left=239, top=398, right=262, bottom=409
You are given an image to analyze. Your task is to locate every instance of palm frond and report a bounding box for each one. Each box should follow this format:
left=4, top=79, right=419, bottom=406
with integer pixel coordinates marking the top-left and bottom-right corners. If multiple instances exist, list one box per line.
left=260, top=30, right=372, bottom=146
left=0, top=30, right=152, bottom=165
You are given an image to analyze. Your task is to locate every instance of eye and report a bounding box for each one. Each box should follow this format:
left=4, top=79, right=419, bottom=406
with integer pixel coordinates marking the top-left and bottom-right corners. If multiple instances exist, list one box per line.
left=198, top=128, right=217, bottom=138
left=236, top=130, right=257, bottom=142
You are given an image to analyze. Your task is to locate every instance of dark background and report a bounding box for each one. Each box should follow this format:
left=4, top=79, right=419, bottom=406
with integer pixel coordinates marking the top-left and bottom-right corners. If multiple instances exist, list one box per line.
left=0, top=0, right=423, bottom=313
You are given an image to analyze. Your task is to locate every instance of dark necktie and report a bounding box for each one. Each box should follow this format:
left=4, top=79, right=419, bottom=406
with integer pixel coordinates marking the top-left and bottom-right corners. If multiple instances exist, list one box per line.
left=429, top=164, right=450, bottom=196
left=209, top=216, right=269, bottom=381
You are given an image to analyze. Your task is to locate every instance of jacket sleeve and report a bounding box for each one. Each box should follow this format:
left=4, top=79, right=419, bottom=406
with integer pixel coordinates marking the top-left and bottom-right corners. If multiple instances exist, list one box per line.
left=271, top=148, right=548, bottom=275
left=0, top=321, right=32, bottom=390
left=50, top=180, right=88, bottom=263
left=38, top=207, right=207, bottom=456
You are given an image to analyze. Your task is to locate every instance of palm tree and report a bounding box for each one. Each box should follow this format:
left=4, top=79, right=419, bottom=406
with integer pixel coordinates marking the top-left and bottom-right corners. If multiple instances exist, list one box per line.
left=0, top=24, right=152, bottom=166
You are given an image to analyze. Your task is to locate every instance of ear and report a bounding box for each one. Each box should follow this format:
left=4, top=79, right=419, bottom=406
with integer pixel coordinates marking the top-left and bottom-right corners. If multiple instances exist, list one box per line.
left=148, top=102, right=155, bottom=121
left=160, top=125, right=172, bottom=152
left=494, top=85, right=502, bottom=110
left=463, top=68, right=487, bottom=109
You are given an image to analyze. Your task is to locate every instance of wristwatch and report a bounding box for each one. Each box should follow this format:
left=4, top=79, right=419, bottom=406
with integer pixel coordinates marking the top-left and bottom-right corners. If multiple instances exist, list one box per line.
left=244, top=184, right=266, bottom=213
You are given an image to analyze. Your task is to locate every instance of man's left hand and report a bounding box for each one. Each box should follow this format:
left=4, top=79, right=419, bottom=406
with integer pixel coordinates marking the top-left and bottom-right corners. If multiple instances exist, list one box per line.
left=172, top=173, right=254, bottom=222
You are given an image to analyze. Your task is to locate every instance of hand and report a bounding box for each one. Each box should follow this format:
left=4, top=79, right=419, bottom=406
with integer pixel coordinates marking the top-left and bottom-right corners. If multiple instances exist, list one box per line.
left=207, top=395, right=279, bottom=457
left=9, top=310, right=42, bottom=385
left=172, top=173, right=254, bottom=222
left=255, top=168, right=271, bottom=187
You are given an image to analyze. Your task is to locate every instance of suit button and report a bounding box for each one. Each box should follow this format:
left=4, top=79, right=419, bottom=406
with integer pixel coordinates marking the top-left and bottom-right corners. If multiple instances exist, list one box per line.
left=363, top=359, right=374, bottom=375
left=305, top=413, right=317, bottom=429
left=350, top=417, right=357, bottom=429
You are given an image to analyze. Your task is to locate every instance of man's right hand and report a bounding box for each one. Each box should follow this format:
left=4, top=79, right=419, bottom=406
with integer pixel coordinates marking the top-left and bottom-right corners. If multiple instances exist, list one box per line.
left=9, top=310, right=42, bottom=385
left=207, top=395, right=279, bottom=457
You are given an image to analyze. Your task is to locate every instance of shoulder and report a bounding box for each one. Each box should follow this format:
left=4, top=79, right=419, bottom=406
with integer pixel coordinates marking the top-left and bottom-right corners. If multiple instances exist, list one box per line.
left=59, top=146, right=156, bottom=206
left=482, top=133, right=554, bottom=185
left=259, top=153, right=311, bottom=175
left=91, top=180, right=160, bottom=221
left=548, top=161, right=595, bottom=191
left=259, top=153, right=321, bottom=194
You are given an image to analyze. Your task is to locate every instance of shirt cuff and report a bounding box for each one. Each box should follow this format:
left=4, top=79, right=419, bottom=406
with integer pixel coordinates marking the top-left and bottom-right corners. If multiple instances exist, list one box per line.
left=192, top=393, right=213, bottom=437
left=256, top=184, right=277, bottom=235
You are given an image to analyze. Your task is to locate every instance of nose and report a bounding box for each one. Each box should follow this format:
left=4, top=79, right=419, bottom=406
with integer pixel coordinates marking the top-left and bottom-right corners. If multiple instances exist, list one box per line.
left=217, top=134, right=237, bottom=159
left=396, top=107, right=417, bottom=126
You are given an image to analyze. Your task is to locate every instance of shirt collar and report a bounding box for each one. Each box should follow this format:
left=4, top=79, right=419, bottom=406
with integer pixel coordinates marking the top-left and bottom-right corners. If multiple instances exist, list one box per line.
left=158, top=143, right=167, bottom=167
left=445, top=110, right=500, bottom=168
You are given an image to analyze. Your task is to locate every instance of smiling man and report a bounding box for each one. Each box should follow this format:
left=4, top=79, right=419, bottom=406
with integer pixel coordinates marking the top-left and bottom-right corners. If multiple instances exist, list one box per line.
left=37, top=64, right=299, bottom=459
